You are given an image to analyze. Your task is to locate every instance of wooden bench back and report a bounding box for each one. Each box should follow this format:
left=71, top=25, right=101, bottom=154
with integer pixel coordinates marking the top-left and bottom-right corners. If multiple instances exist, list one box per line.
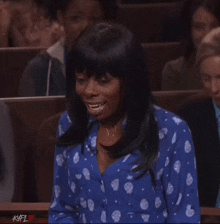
left=0, top=47, right=43, bottom=98
left=142, top=42, right=186, bottom=90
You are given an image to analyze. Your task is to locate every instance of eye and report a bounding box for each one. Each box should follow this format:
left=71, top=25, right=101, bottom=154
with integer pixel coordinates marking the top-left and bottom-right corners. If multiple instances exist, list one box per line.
left=96, top=74, right=113, bottom=84
left=75, top=73, right=87, bottom=84
left=98, top=76, right=109, bottom=84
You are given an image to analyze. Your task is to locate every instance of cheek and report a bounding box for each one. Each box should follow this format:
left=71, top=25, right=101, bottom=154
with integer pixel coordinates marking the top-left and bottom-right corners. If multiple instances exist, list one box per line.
left=75, top=84, right=84, bottom=97
left=107, top=87, right=123, bottom=108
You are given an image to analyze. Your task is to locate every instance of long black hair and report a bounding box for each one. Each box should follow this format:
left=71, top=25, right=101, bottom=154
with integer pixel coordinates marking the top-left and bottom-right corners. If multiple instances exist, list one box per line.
left=59, top=22, right=159, bottom=178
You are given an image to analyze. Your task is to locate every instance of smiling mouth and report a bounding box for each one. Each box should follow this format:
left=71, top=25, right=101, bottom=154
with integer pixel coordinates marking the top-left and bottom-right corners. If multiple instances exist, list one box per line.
left=86, top=103, right=105, bottom=111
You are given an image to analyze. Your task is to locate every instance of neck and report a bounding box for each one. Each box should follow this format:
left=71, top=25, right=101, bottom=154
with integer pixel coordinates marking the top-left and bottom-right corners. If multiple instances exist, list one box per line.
left=98, top=112, right=126, bottom=128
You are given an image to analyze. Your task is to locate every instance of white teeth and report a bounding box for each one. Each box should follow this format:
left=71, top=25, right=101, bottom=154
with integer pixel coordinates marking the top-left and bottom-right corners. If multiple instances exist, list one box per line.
left=87, top=103, right=105, bottom=111
left=88, top=103, right=104, bottom=109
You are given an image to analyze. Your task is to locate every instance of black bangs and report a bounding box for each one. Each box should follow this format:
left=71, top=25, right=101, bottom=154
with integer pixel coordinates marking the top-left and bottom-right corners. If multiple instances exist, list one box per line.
left=71, top=22, right=136, bottom=79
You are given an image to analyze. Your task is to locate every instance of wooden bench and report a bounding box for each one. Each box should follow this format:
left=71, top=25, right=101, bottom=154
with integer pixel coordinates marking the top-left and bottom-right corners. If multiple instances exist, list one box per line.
left=142, top=42, right=186, bottom=90
left=0, top=203, right=219, bottom=223
left=0, top=42, right=185, bottom=99
left=117, top=2, right=177, bottom=43
left=0, top=90, right=203, bottom=202
left=0, top=47, right=43, bottom=98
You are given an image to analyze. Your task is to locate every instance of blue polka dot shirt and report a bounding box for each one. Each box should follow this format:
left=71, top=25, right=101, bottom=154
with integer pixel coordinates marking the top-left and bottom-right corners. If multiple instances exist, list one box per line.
left=49, top=106, right=200, bottom=223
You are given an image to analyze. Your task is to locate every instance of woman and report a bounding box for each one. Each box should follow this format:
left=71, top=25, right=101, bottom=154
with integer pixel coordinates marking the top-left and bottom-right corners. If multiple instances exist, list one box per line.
left=177, top=27, right=220, bottom=207
left=18, top=0, right=117, bottom=97
left=48, top=22, right=200, bottom=223
left=162, top=0, right=220, bottom=90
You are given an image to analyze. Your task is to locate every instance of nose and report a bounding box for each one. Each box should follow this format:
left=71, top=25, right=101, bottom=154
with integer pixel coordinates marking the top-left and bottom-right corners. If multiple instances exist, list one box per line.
left=84, top=79, right=98, bottom=97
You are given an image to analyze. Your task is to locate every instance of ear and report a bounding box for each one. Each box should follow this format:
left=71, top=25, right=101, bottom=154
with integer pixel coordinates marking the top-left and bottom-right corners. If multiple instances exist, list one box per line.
left=57, top=10, right=64, bottom=26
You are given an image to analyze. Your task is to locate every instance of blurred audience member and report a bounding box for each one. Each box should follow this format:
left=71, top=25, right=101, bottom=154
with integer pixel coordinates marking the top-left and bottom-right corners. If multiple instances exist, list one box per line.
left=162, top=0, right=220, bottom=90
left=177, top=27, right=220, bottom=207
left=0, top=0, right=64, bottom=48
left=18, top=0, right=117, bottom=97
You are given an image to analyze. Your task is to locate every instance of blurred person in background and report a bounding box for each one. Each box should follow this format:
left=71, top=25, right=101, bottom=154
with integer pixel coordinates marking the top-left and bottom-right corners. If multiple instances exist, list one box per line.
left=0, top=0, right=64, bottom=48
left=162, top=0, right=220, bottom=90
left=178, top=27, right=220, bottom=207
left=18, top=0, right=117, bottom=97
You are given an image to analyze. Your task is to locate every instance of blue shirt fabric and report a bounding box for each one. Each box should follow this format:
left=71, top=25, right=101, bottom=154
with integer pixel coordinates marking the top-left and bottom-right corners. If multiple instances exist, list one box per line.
left=49, top=106, right=200, bottom=223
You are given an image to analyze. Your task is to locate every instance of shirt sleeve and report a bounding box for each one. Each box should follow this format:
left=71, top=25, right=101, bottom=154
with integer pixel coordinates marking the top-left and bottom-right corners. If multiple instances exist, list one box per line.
left=162, top=120, right=200, bottom=223
left=48, top=112, right=79, bottom=223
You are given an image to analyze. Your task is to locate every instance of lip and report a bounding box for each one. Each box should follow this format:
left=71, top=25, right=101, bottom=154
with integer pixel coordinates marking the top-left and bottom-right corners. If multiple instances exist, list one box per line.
left=85, top=102, right=106, bottom=115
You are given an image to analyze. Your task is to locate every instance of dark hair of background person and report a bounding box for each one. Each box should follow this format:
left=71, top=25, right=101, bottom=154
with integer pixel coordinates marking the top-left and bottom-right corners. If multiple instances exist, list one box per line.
left=43, top=0, right=118, bottom=21
left=58, top=22, right=159, bottom=179
left=162, top=0, right=220, bottom=59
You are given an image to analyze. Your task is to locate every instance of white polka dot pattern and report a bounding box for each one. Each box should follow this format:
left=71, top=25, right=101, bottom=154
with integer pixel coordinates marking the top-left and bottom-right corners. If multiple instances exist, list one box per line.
left=124, top=182, right=133, bottom=194
left=174, top=160, right=181, bottom=174
left=186, top=205, right=195, bottom=217
left=176, top=193, right=182, bottom=205
left=171, top=132, right=177, bottom=144
left=173, top=117, right=182, bottom=125
left=111, top=210, right=121, bottom=223
left=73, top=152, right=79, bottom=164
left=91, top=136, right=97, bottom=147
left=101, top=210, right=106, bottom=223
left=54, top=185, right=61, bottom=198
left=88, top=199, right=94, bottom=211
left=82, top=168, right=90, bottom=180
left=159, top=128, right=168, bottom=139
left=167, top=182, right=174, bottom=195
left=141, top=214, right=150, bottom=222
left=140, top=199, right=149, bottom=210
left=186, top=173, right=193, bottom=186
left=56, top=154, right=64, bottom=166
left=49, top=110, right=200, bottom=224
left=70, top=182, right=76, bottom=193
left=155, top=197, right=162, bottom=208
left=185, top=141, right=191, bottom=153
left=111, top=179, right=119, bottom=191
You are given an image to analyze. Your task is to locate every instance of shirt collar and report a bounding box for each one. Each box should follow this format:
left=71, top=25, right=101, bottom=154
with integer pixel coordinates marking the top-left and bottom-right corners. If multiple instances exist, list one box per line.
left=46, top=38, right=65, bottom=64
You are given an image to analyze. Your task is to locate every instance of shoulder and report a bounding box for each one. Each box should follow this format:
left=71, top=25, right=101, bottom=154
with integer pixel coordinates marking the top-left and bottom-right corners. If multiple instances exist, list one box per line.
left=23, top=51, right=51, bottom=73
left=27, top=50, right=51, bottom=68
left=163, top=56, right=185, bottom=72
left=57, top=111, right=72, bottom=138
left=153, top=105, right=191, bottom=142
left=154, top=105, right=188, bottom=128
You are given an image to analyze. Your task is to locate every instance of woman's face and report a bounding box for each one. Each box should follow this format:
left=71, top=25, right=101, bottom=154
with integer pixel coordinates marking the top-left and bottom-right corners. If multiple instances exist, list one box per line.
left=191, top=6, right=219, bottom=50
left=58, top=0, right=104, bottom=49
left=75, top=71, right=124, bottom=122
left=200, top=56, right=220, bottom=106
